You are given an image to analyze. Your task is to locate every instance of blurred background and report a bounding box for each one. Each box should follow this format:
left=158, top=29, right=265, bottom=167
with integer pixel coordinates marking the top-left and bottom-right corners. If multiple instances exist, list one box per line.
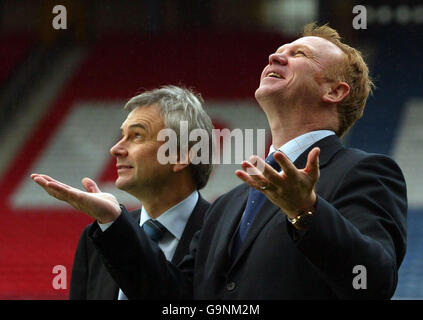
left=0, top=0, right=422, bottom=299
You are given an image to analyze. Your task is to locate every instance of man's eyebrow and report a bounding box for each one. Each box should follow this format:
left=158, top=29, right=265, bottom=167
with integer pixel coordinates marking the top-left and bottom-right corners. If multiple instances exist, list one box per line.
left=120, top=123, right=147, bottom=133
left=129, top=123, right=147, bottom=130
left=276, top=43, right=311, bottom=53
left=276, top=44, right=288, bottom=53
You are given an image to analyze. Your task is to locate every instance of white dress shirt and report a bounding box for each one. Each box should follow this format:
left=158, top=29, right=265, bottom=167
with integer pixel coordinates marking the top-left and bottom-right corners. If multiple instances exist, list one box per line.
left=268, top=130, right=335, bottom=162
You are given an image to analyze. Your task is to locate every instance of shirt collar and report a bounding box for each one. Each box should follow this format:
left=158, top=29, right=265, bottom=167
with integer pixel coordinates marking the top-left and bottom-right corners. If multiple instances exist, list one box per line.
left=269, top=130, right=335, bottom=163
left=140, top=191, right=199, bottom=241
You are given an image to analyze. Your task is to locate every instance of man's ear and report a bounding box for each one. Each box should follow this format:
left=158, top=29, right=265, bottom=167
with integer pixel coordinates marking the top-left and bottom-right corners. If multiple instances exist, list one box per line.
left=322, top=81, right=350, bottom=104
left=173, top=151, right=191, bottom=173
left=173, top=162, right=190, bottom=173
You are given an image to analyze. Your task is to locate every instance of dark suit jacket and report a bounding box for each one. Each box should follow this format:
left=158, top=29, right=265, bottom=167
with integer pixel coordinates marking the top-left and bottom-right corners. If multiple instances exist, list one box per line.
left=90, top=135, right=407, bottom=299
left=69, top=195, right=210, bottom=299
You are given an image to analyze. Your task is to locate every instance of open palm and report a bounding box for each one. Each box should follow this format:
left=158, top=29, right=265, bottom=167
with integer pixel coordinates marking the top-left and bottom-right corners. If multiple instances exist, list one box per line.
left=31, top=174, right=121, bottom=223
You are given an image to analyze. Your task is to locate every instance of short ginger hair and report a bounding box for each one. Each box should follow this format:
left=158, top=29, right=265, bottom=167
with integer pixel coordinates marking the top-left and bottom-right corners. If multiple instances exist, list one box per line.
left=302, top=23, right=375, bottom=137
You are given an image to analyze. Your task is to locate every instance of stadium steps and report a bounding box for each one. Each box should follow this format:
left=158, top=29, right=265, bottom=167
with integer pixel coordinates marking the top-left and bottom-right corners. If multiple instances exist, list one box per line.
left=0, top=42, right=87, bottom=178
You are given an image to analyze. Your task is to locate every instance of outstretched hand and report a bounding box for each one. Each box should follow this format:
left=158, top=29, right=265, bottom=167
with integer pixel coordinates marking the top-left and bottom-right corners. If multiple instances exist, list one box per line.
left=235, top=147, right=320, bottom=219
left=31, top=174, right=121, bottom=223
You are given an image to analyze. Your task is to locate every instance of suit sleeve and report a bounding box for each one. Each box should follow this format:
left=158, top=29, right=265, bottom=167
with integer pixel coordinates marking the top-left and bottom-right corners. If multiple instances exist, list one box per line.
left=69, top=226, right=90, bottom=300
left=88, top=207, right=195, bottom=299
left=290, top=154, right=407, bottom=299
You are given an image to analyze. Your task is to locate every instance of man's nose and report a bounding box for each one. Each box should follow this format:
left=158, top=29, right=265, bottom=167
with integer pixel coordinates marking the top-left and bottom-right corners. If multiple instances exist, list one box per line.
left=269, top=52, right=287, bottom=66
left=110, top=139, right=128, bottom=157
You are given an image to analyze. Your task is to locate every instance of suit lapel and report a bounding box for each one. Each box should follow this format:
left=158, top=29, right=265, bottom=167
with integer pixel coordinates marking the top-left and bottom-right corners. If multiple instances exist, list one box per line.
left=293, top=134, right=343, bottom=170
left=229, top=135, right=343, bottom=268
left=229, top=199, right=279, bottom=269
left=172, top=196, right=209, bottom=264
left=209, top=185, right=250, bottom=262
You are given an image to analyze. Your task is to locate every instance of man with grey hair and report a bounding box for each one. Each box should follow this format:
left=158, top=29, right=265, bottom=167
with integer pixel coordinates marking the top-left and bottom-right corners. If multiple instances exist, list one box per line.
left=50, top=85, right=212, bottom=299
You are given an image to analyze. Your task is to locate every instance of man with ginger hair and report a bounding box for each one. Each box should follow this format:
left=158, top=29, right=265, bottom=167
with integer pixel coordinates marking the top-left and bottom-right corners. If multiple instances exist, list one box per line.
left=33, top=23, right=407, bottom=299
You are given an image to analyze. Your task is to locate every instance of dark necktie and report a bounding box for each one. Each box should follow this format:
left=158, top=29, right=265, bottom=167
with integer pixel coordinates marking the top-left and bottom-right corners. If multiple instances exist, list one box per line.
left=142, top=219, right=167, bottom=242
left=118, top=219, right=166, bottom=300
left=232, top=152, right=281, bottom=258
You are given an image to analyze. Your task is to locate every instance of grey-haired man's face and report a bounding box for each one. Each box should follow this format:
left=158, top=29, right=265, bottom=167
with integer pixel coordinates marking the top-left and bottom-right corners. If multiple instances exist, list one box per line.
left=109, top=105, right=172, bottom=196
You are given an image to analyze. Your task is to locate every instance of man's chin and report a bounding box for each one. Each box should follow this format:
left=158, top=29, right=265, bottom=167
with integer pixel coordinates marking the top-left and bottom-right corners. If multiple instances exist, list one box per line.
left=255, top=85, right=280, bottom=105
left=256, top=80, right=278, bottom=95
left=255, top=85, right=265, bottom=99
left=115, top=178, right=130, bottom=191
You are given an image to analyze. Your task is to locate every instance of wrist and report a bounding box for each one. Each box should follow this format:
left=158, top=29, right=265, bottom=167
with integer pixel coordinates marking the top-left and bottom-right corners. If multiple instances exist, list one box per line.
left=97, top=208, right=122, bottom=224
left=286, top=193, right=317, bottom=231
left=285, top=192, right=317, bottom=220
left=97, top=217, right=117, bottom=224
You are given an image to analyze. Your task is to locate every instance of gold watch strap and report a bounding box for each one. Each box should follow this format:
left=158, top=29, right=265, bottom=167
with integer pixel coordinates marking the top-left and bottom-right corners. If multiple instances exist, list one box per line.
left=288, top=209, right=314, bottom=230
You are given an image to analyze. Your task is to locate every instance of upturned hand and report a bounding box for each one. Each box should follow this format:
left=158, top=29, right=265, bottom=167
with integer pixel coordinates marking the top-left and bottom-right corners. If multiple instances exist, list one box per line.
left=31, top=174, right=121, bottom=223
left=235, top=147, right=320, bottom=219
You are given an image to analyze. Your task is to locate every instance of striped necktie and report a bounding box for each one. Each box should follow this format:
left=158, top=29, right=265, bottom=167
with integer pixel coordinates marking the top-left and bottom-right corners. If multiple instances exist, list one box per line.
left=142, top=219, right=167, bottom=242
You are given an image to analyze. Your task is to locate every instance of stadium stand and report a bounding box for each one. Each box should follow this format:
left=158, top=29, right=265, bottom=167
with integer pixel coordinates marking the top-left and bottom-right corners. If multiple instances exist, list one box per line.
left=0, top=32, right=34, bottom=86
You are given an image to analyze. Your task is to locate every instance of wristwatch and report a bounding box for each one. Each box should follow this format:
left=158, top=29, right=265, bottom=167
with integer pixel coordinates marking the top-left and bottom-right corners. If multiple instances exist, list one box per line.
left=288, top=207, right=315, bottom=231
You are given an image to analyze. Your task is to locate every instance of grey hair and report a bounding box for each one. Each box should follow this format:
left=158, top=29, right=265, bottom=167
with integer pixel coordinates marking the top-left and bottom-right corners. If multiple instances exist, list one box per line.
left=124, top=85, right=214, bottom=190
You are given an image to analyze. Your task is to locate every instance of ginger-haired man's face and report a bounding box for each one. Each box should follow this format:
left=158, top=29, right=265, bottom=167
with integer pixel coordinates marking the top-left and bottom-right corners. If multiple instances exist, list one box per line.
left=255, top=36, right=345, bottom=108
